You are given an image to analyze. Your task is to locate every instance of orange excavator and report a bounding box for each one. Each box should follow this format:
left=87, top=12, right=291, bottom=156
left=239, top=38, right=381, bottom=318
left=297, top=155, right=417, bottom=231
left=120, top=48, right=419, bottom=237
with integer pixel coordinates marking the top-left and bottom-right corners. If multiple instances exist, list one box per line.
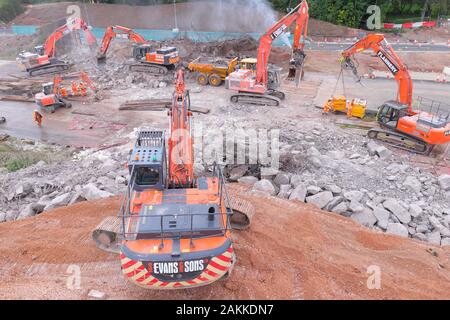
left=92, top=69, right=253, bottom=289
left=341, top=34, right=450, bottom=154
left=16, top=18, right=96, bottom=76
left=97, top=25, right=180, bottom=74
left=225, top=0, right=309, bottom=106
left=35, top=71, right=96, bottom=114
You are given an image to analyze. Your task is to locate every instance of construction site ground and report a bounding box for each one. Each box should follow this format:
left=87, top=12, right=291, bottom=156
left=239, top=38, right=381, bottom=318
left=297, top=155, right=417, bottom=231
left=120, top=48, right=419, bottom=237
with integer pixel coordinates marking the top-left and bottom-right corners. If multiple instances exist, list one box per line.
left=0, top=1, right=450, bottom=300
left=1, top=185, right=449, bottom=300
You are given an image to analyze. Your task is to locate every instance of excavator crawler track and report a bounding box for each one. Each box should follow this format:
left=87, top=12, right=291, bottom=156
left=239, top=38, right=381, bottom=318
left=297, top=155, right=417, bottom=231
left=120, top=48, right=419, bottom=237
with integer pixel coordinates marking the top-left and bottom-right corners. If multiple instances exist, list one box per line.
left=92, top=216, right=122, bottom=253
left=368, top=128, right=433, bottom=155
left=230, top=93, right=281, bottom=106
left=29, top=63, right=70, bottom=77
left=129, top=63, right=169, bottom=74
left=92, top=197, right=254, bottom=253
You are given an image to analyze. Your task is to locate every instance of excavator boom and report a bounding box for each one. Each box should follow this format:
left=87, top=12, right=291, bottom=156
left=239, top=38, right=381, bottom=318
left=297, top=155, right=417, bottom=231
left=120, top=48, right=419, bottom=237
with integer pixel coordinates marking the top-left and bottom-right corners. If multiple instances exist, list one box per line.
left=341, top=34, right=449, bottom=154
left=17, top=18, right=96, bottom=76
left=225, top=0, right=309, bottom=106
left=255, top=0, right=308, bottom=86
left=97, top=25, right=148, bottom=60
left=168, top=70, right=194, bottom=187
left=341, top=34, right=413, bottom=112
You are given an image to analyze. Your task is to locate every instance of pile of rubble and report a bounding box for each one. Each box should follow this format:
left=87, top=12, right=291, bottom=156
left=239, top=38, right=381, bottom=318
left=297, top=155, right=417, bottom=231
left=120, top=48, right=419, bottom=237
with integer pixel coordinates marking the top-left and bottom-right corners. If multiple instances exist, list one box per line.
left=66, top=36, right=260, bottom=91
left=234, top=122, right=449, bottom=246
left=1, top=118, right=449, bottom=247
left=0, top=143, right=130, bottom=222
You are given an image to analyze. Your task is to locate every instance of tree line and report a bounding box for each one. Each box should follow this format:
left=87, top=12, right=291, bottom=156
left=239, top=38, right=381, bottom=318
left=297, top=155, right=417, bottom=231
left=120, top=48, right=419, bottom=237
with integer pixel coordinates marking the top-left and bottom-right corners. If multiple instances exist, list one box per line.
left=3, top=1, right=449, bottom=28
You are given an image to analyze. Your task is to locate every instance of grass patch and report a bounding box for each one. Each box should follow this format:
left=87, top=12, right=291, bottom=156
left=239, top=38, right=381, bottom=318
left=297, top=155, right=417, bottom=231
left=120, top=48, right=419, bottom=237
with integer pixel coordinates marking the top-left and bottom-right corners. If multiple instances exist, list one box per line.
left=0, top=139, right=72, bottom=172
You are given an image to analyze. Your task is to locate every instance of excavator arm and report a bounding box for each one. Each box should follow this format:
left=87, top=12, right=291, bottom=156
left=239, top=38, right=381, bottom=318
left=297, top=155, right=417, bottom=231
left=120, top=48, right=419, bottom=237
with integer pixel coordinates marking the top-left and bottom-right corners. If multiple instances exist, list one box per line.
left=168, top=69, right=194, bottom=188
left=256, top=0, right=309, bottom=86
left=288, top=0, right=309, bottom=84
left=341, top=34, right=413, bottom=112
left=97, top=25, right=147, bottom=60
left=44, top=18, right=96, bottom=58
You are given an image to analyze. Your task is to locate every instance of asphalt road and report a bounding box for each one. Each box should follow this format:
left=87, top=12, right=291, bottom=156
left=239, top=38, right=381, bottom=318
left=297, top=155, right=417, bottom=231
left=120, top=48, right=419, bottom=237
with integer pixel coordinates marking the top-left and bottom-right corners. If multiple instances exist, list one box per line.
left=315, top=74, right=450, bottom=113
left=307, top=42, right=450, bottom=52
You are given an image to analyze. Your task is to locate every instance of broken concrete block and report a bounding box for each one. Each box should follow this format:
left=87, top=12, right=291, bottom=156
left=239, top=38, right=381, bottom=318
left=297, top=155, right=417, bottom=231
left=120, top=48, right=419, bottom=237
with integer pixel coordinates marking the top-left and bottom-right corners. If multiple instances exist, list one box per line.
left=82, top=183, right=113, bottom=201
left=403, top=176, right=422, bottom=194
left=289, top=184, right=307, bottom=202
left=383, top=198, right=411, bottom=224
left=373, top=206, right=390, bottom=230
left=343, top=190, right=363, bottom=203
left=386, top=223, right=409, bottom=238
left=273, top=172, right=290, bottom=186
left=43, top=192, right=72, bottom=212
left=306, top=191, right=333, bottom=209
left=331, top=201, right=349, bottom=214
left=252, top=179, right=276, bottom=196
left=427, top=231, right=441, bottom=245
left=88, top=289, right=106, bottom=300
left=437, top=174, right=450, bottom=191
left=238, top=176, right=258, bottom=185
left=351, top=208, right=377, bottom=227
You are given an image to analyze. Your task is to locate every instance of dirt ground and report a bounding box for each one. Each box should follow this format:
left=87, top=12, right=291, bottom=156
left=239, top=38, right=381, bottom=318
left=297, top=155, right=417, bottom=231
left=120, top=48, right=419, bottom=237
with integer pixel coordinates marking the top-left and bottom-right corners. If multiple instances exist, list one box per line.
left=0, top=184, right=449, bottom=300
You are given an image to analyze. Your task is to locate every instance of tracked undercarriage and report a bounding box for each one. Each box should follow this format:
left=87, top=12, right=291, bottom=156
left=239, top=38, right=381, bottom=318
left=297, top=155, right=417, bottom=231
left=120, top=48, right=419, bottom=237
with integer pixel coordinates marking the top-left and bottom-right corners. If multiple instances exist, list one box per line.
left=28, top=62, right=70, bottom=77
left=128, top=62, right=171, bottom=74
left=368, top=128, right=433, bottom=155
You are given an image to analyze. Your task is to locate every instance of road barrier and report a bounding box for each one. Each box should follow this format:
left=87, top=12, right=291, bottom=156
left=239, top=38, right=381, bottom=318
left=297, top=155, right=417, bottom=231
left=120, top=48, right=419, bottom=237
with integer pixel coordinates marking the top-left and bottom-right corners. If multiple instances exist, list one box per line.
left=383, top=21, right=436, bottom=29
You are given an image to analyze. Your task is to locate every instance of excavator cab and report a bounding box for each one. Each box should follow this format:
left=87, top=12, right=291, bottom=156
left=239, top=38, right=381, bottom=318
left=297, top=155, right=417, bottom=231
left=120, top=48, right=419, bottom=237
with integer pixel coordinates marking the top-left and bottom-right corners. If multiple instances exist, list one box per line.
left=42, top=82, right=55, bottom=95
left=128, top=130, right=166, bottom=191
left=377, top=101, right=409, bottom=129
left=133, top=44, right=152, bottom=61
left=34, top=45, right=45, bottom=56
left=267, top=66, right=282, bottom=90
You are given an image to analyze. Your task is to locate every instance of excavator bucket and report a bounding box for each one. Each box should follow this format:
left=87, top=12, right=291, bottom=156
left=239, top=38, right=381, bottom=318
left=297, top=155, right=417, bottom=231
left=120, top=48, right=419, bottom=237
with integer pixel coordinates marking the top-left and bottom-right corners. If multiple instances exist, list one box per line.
left=341, top=57, right=361, bottom=82
left=287, top=49, right=306, bottom=86
left=96, top=53, right=107, bottom=62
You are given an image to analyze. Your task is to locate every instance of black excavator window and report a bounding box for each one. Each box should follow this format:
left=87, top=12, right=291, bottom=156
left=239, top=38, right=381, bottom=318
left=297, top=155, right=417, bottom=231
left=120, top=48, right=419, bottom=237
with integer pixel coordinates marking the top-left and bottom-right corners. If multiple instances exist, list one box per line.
left=136, top=167, right=160, bottom=185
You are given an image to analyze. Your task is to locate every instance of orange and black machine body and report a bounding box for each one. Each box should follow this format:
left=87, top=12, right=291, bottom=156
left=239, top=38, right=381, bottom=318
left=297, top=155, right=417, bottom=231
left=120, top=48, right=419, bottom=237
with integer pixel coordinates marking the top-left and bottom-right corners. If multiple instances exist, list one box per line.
left=97, top=25, right=179, bottom=68
left=16, top=18, right=96, bottom=76
left=34, top=72, right=95, bottom=113
left=136, top=45, right=180, bottom=66
left=119, top=70, right=234, bottom=289
left=34, top=77, right=70, bottom=113
left=341, top=34, right=450, bottom=150
left=97, top=25, right=147, bottom=60
left=225, top=0, right=309, bottom=105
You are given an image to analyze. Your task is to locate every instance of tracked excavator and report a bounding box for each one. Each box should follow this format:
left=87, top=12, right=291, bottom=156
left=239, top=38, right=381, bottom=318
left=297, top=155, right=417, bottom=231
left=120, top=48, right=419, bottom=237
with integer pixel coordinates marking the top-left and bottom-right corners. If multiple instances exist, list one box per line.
left=97, top=25, right=180, bottom=74
left=341, top=34, right=450, bottom=154
left=16, top=18, right=96, bottom=76
left=35, top=71, right=97, bottom=113
left=225, top=0, right=309, bottom=106
left=92, top=69, right=254, bottom=289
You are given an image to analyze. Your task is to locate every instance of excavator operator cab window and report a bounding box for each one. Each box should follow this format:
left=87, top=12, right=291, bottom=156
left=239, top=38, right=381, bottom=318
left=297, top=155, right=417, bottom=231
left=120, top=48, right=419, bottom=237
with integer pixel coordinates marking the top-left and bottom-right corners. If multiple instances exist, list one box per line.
left=133, top=46, right=152, bottom=60
left=135, top=166, right=160, bottom=186
left=378, top=103, right=406, bottom=128
left=34, top=46, right=45, bottom=56
left=42, top=83, right=54, bottom=95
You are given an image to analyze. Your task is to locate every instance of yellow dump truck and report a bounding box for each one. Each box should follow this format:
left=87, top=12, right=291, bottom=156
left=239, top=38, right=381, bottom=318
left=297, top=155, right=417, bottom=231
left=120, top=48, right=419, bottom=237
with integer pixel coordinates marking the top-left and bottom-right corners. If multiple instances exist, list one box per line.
left=188, top=57, right=238, bottom=86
